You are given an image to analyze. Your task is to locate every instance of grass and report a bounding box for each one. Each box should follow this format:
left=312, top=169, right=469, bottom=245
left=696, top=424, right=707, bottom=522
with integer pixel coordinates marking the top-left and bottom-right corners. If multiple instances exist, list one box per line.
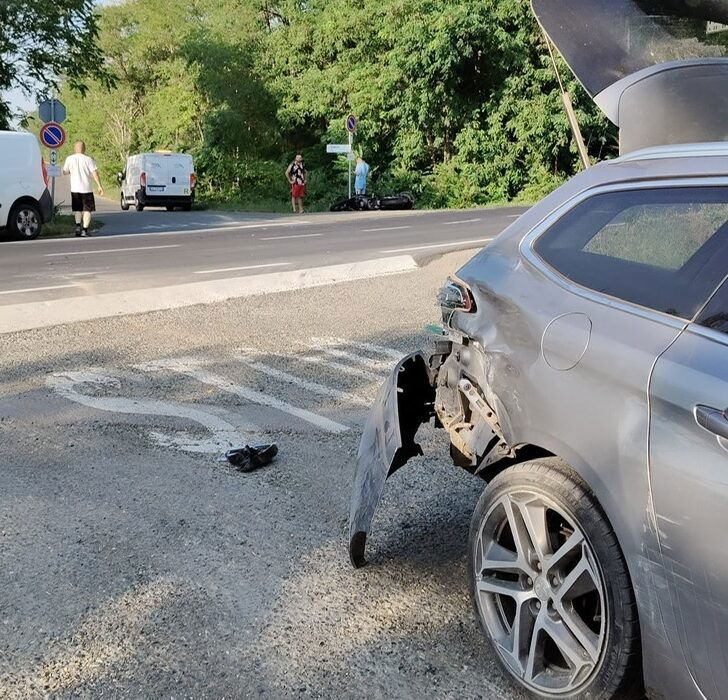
left=41, top=214, right=104, bottom=238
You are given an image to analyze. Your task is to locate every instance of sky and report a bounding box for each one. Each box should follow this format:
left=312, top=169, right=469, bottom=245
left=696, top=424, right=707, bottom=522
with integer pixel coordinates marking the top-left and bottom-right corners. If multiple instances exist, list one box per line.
left=3, top=0, right=117, bottom=123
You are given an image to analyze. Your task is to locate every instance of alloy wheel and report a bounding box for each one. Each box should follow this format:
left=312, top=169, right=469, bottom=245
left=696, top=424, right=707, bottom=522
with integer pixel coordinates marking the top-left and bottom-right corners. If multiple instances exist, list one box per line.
left=16, top=207, right=40, bottom=238
left=473, top=489, right=607, bottom=695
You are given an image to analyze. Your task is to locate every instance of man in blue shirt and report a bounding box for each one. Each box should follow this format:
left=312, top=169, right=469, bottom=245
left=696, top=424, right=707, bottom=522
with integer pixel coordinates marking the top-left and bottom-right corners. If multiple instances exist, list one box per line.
left=354, top=157, right=370, bottom=195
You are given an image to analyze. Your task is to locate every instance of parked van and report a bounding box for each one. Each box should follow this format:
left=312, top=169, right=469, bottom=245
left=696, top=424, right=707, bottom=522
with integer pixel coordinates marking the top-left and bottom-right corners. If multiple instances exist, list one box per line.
left=118, top=152, right=196, bottom=211
left=0, top=131, right=53, bottom=239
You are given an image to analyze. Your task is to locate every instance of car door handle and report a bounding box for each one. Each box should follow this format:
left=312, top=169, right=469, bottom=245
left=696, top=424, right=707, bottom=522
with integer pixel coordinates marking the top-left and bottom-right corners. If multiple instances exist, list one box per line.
left=695, top=405, right=728, bottom=440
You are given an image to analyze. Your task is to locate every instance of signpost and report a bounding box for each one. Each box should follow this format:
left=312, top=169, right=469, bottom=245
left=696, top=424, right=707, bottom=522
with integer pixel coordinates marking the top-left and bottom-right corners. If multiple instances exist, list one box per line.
left=37, top=97, right=67, bottom=216
left=346, top=114, right=357, bottom=198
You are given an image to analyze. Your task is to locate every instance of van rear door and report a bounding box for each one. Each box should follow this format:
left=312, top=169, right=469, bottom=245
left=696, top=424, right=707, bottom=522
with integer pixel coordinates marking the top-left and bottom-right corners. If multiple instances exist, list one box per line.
left=143, top=154, right=170, bottom=195
left=165, top=155, right=193, bottom=197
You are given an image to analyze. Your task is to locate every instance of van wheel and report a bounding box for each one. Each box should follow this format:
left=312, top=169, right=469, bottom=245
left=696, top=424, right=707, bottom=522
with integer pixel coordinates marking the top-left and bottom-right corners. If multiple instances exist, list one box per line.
left=468, top=458, right=642, bottom=699
left=120, top=193, right=130, bottom=211
left=9, top=202, right=42, bottom=240
left=134, top=195, right=144, bottom=212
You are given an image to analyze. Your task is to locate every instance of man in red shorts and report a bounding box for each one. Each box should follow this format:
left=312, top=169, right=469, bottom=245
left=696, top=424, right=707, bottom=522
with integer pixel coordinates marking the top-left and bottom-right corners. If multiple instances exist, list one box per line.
left=285, top=154, right=307, bottom=214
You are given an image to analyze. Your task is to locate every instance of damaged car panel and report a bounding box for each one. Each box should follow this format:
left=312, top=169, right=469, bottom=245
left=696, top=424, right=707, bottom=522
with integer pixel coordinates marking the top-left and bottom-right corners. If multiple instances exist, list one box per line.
left=348, top=352, right=436, bottom=568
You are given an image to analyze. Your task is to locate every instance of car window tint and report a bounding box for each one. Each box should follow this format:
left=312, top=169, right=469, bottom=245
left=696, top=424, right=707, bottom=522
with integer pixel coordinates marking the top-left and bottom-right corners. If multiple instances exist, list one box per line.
left=696, top=280, right=728, bottom=336
left=533, top=187, right=728, bottom=318
left=584, top=202, right=728, bottom=270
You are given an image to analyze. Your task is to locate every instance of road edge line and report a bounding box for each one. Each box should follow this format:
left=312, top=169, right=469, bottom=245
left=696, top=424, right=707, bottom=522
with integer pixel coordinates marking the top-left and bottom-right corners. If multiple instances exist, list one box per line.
left=0, top=255, right=418, bottom=334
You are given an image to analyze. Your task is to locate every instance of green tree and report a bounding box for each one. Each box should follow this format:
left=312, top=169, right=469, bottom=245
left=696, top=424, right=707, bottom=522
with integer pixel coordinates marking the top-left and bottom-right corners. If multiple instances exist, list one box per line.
left=0, top=0, right=111, bottom=128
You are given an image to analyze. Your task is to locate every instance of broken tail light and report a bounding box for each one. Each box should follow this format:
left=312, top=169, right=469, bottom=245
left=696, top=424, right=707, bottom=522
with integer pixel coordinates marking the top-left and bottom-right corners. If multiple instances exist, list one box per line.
left=41, top=158, right=49, bottom=187
left=437, top=279, right=476, bottom=313
left=140, top=171, right=147, bottom=187
left=190, top=172, right=197, bottom=189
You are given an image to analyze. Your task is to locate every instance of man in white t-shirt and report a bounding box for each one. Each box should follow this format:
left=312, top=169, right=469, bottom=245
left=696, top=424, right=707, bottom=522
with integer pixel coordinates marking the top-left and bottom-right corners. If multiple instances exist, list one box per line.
left=62, top=141, right=104, bottom=237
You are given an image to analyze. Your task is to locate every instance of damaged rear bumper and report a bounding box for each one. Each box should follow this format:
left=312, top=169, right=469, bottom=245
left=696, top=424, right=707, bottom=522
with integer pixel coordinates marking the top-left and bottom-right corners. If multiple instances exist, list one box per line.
left=348, top=352, right=436, bottom=567
left=349, top=339, right=513, bottom=568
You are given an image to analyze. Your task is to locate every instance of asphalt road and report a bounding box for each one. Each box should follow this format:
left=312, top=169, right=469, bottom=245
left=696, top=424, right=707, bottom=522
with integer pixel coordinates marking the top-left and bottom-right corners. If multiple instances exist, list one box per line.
left=0, top=249, right=527, bottom=699
left=0, top=205, right=527, bottom=305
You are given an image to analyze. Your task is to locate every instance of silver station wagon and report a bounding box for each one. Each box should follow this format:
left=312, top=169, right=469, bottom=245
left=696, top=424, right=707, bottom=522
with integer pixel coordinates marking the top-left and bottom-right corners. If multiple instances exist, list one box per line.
left=350, top=2, right=728, bottom=698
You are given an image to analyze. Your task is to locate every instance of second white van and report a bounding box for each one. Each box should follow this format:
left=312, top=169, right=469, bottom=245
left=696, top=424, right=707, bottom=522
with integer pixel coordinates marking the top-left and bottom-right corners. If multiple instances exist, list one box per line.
left=118, top=152, right=196, bottom=211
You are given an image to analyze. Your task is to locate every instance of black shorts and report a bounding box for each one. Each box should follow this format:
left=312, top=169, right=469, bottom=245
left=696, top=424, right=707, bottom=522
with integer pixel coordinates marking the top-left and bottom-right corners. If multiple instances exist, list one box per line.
left=71, top=192, right=96, bottom=212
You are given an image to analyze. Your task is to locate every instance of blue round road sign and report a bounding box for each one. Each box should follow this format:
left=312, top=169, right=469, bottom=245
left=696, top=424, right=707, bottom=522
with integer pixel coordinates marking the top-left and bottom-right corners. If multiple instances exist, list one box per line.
left=346, top=114, right=357, bottom=133
left=40, top=121, right=66, bottom=149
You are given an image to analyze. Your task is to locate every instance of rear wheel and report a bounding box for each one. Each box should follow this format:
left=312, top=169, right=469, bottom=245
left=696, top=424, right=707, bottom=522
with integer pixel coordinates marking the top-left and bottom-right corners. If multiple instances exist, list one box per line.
left=330, top=198, right=353, bottom=212
left=134, top=194, right=144, bottom=212
left=468, top=459, right=642, bottom=699
left=120, top=192, right=130, bottom=211
left=9, top=202, right=42, bottom=240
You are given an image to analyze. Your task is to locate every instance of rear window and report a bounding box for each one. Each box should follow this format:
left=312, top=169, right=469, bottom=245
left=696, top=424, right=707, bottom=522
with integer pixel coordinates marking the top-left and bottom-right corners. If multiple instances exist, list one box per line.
left=533, top=187, right=728, bottom=319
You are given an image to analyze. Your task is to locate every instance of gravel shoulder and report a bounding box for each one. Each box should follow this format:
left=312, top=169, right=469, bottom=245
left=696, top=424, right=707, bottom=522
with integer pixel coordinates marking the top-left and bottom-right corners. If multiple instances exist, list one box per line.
left=0, top=250, right=524, bottom=699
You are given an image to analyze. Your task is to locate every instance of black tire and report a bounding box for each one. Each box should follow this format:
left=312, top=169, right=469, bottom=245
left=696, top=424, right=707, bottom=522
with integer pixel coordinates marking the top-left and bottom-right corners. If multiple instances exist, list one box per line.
left=9, top=201, right=42, bottom=240
left=330, top=198, right=353, bottom=212
left=378, top=193, right=414, bottom=210
left=468, top=458, right=642, bottom=699
left=134, top=194, right=144, bottom=212
left=120, top=193, right=130, bottom=211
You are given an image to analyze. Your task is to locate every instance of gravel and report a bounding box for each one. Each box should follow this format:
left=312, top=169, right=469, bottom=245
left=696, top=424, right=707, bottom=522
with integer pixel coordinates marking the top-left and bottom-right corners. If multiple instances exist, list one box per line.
left=0, top=250, right=524, bottom=698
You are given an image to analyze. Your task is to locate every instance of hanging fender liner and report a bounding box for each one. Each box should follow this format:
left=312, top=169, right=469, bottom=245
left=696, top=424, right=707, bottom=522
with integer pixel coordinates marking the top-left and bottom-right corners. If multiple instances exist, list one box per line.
left=348, top=352, right=436, bottom=568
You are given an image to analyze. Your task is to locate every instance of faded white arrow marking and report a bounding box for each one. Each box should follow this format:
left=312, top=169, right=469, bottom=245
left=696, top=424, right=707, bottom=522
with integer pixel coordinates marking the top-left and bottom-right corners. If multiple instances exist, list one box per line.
left=47, top=370, right=252, bottom=454
left=135, top=357, right=349, bottom=433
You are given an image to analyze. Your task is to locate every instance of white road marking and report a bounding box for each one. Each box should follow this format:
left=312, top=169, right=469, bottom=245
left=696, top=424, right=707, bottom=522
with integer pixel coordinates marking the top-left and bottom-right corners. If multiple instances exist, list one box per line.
left=312, top=346, right=393, bottom=371
left=380, top=238, right=492, bottom=253
left=45, top=245, right=180, bottom=257
left=47, top=370, right=251, bottom=454
left=443, top=218, right=481, bottom=225
left=362, top=225, right=411, bottom=233
left=0, top=284, right=76, bottom=296
left=235, top=351, right=369, bottom=406
left=506, top=213, right=522, bottom=218
left=310, top=337, right=403, bottom=361
left=296, top=354, right=383, bottom=381
left=193, top=262, right=292, bottom=275
left=66, top=271, right=107, bottom=277
left=1, top=256, right=418, bottom=335
left=137, top=358, right=349, bottom=434
left=258, top=233, right=322, bottom=241
left=2, top=221, right=314, bottom=247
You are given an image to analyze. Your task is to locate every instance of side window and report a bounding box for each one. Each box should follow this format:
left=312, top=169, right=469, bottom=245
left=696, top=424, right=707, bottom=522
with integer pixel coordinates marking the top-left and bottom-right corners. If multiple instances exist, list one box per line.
left=533, top=187, right=728, bottom=319
left=696, top=281, right=728, bottom=336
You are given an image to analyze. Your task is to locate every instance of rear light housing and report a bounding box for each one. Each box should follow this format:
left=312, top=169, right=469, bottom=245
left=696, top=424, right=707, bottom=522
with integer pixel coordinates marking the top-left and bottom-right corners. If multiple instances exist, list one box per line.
left=437, top=279, right=476, bottom=313
left=41, top=158, right=49, bottom=187
left=140, top=171, right=147, bottom=187
left=190, top=172, right=197, bottom=189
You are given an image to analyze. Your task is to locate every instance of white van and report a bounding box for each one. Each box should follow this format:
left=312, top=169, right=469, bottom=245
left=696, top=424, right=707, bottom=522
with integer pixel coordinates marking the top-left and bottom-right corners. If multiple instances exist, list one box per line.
left=118, top=152, right=196, bottom=211
left=0, top=131, right=53, bottom=239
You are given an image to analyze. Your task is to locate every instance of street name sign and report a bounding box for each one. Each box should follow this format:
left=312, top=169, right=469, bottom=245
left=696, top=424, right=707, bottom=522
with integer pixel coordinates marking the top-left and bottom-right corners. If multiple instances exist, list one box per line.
left=327, top=144, right=352, bottom=154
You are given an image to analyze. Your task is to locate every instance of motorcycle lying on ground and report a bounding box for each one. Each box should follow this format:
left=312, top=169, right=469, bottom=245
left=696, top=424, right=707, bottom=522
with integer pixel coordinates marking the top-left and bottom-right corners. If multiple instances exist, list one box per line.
left=329, top=191, right=415, bottom=212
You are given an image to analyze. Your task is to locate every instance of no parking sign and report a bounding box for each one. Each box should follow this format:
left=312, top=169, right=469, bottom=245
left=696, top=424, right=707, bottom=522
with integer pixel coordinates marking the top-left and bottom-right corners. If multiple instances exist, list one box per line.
left=39, top=121, right=66, bottom=149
